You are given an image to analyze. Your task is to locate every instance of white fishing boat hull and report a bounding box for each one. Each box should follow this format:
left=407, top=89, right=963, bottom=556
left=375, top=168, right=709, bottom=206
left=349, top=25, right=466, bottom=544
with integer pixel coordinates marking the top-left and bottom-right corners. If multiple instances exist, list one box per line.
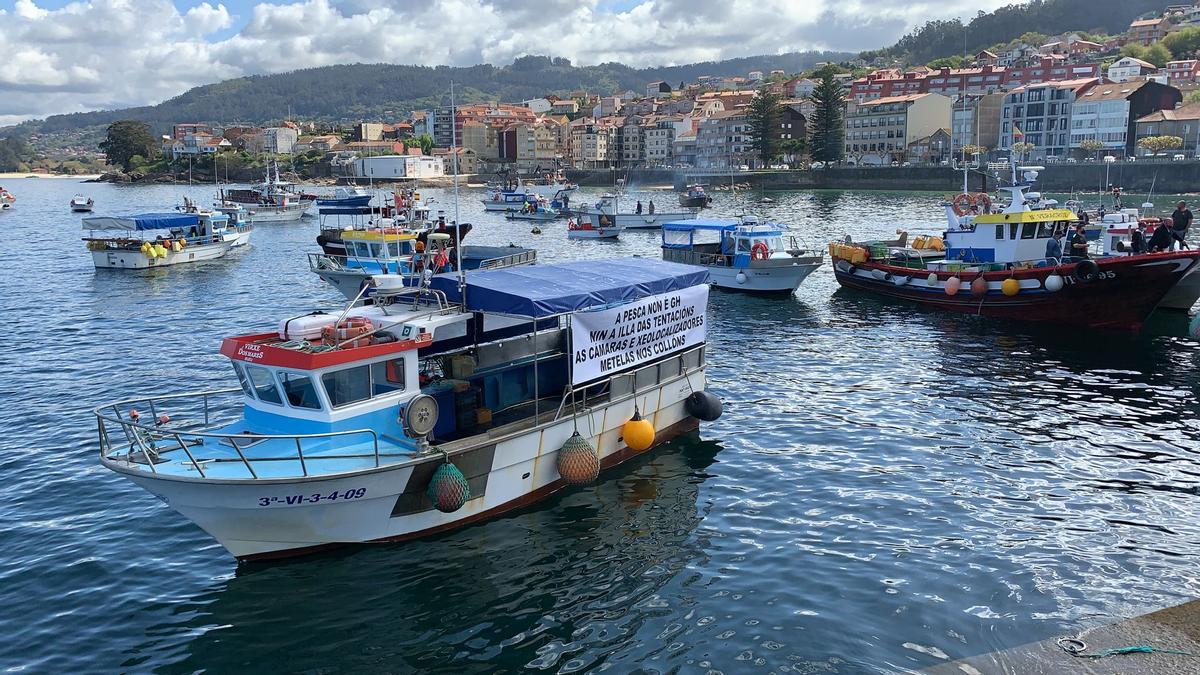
left=525, top=184, right=576, bottom=199
left=234, top=203, right=309, bottom=223
left=1160, top=263, right=1200, bottom=310
left=91, top=240, right=239, bottom=269
left=109, top=368, right=705, bottom=560
left=587, top=211, right=695, bottom=230
left=222, top=229, right=253, bottom=248
left=568, top=225, right=624, bottom=239
left=708, top=260, right=822, bottom=293
left=482, top=201, right=519, bottom=212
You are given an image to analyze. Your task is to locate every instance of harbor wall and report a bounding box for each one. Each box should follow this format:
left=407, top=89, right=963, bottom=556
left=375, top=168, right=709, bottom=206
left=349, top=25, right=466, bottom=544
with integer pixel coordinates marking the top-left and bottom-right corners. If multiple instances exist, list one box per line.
left=566, top=163, right=1200, bottom=195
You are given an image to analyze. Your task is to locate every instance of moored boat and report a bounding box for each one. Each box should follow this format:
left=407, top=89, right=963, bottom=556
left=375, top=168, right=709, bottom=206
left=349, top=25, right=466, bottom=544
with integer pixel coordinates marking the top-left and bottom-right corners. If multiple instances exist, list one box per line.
left=216, top=164, right=314, bottom=223
left=504, top=197, right=559, bottom=222
left=0, top=186, right=15, bottom=209
left=310, top=228, right=535, bottom=299
left=830, top=168, right=1200, bottom=330
left=93, top=257, right=720, bottom=561
left=70, top=195, right=94, bottom=212
left=1095, top=209, right=1200, bottom=311
left=567, top=215, right=624, bottom=239
left=83, top=211, right=253, bottom=270
left=317, top=188, right=472, bottom=256
left=662, top=217, right=824, bottom=293
left=580, top=193, right=696, bottom=230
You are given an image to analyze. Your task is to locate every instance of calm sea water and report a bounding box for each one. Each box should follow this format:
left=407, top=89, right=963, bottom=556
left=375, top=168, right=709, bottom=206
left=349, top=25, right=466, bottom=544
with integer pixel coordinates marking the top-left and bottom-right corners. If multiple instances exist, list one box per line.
left=1, top=177, right=1198, bottom=674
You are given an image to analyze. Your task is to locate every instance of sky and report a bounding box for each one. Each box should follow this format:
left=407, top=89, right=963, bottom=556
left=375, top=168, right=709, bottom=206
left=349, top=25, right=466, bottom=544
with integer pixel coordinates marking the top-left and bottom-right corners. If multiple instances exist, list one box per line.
left=0, top=0, right=1017, bottom=126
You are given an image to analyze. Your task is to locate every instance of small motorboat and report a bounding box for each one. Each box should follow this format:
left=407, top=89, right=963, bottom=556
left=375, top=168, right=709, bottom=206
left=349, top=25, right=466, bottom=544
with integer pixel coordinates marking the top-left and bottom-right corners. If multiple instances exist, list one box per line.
left=679, top=184, right=712, bottom=208
left=71, top=195, right=95, bottom=212
left=662, top=216, right=823, bottom=294
left=504, top=197, right=559, bottom=222
left=0, top=186, right=15, bottom=209
left=567, top=216, right=624, bottom=240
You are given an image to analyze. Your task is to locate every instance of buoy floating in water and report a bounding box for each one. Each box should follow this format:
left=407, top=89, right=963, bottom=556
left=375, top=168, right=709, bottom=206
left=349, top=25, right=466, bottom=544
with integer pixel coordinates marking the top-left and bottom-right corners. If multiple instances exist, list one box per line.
left=426, top=461, right=470, bottom=512
left=557, top=431, right=600, bottom=485
left=622, top=408, right=655, bottom=451
left=1001, top=278, right=1020, bottom=296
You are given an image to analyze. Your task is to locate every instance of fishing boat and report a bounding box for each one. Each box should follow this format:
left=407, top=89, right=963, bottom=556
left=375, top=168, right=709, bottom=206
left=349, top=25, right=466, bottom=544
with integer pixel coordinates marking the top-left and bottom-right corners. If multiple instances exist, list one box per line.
left=317, top=188, right=471, bottom=256
left=504, top=197, right=559, bottom=222
left=482, top=188, right=537, bottom=212
left=315, top=186, right=375, bottom=211
left=567, top=215, right=624, bottom=239
left=830, top=167, right=1200, bottom=331
left=70, top=195, right=94, bottom=212
left=216, top=164, right=314, bottom=223
left=83, top=211, right=253, bottom=270
left=310, top=228, right=535, bottom=299
left=580, top=194, right=696, bottom=231
left=662, top=217, right=824, bottom=293
left=92, top=257, right=721, bottom=561
left=1096, top=209, right=1200, bottom=311
left=0, top=186, right=14, bottom=209
left=520, top=171, right=577, bottom=199
left=679, top=184, right=712, bottom=209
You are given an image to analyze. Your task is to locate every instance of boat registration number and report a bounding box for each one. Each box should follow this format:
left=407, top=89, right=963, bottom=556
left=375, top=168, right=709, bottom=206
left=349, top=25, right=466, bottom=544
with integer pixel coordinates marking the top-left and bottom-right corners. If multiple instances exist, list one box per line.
left=257, top=488, right=367, bottom=506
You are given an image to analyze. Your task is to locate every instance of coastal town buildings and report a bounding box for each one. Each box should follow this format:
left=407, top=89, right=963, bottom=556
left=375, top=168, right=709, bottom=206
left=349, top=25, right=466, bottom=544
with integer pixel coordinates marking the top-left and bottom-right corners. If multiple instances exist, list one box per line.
left=1070, top=80, right=1183, bottom=156
left=1134, top=104, right=1200, bottom=156
left=844, top=93, right=951, bottom=165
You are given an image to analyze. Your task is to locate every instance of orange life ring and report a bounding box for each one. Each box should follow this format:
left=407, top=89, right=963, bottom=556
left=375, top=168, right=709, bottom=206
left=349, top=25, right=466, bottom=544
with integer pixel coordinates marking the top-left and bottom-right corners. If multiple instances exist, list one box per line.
left=951, top=193, right=974, bottom=216
left=750, top=242, right=770, bottom=260
left=973, top=193, right=992, bottom=213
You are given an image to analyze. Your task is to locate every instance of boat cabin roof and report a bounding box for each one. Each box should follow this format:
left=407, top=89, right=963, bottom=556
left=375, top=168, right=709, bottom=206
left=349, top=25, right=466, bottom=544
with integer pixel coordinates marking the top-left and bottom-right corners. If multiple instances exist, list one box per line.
left=221, top=329, right=431, bottom=371
left=973, top=208, right=1078, bottom=224
left=81, top=212, right=208, bottom=231
left=662, top=219, right=784, bottom=236
left=343, top=228, right=419, bottom=242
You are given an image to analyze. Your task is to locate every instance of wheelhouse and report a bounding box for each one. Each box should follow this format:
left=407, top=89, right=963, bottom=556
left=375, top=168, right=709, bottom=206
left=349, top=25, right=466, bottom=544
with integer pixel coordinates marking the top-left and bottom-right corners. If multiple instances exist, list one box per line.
left=662, top=218, right=789, bottom=267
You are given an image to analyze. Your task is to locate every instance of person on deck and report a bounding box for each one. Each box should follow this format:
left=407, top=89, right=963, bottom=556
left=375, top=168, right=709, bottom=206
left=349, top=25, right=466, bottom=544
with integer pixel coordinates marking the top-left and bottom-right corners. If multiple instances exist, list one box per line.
left=1130, top=223, right=1146, bottom=254
left=1171, top=200, right=1192, bottom=250
left=1149, top=220, right=1174, bottom=252
left=1045, top=229, right=1064, bottom=261
left=1070, top=224, right=1090, bottom=259
left=648, top=200, right=656, bottom=215
left=636, top=201, right=643, bottom=214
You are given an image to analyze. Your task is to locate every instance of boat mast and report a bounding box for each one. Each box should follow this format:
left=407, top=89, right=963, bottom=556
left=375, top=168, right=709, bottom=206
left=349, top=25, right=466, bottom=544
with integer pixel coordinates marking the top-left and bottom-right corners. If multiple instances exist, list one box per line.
left=451, top=81, right=465, bottom=297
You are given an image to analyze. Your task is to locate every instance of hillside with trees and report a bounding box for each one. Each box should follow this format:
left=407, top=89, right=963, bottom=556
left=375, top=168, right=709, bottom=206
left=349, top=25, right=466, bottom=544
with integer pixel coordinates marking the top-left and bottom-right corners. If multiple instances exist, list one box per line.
left=862, top=0, right=1165, bottom=64
left=13, top=51, right=850, bottom=136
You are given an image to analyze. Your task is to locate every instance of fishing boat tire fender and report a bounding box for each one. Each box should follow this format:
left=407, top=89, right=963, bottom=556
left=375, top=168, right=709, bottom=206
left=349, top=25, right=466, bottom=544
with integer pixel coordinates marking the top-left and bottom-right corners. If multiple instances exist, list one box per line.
left=1073, top=259, right=1100, bottom=283
left=685, top=391, right=723, bottom=422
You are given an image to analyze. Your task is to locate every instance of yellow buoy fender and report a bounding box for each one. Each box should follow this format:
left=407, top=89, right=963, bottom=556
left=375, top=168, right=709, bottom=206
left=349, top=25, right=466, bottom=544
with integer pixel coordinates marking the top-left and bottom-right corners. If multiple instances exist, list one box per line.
left=1001, top=278, right=1020, bottom=296
left=622, top=409, right=655, bottom=451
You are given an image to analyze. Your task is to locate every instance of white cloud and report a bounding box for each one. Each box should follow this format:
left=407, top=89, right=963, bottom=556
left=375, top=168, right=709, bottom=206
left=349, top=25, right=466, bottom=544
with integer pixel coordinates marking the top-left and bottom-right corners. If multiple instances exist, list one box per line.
left=0, top=0, right=1015, bottom=125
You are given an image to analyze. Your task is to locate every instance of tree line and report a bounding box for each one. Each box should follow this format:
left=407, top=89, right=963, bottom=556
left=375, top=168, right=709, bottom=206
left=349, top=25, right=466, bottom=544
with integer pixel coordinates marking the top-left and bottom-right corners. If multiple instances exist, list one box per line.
left=747, top=70, right=845, bottom=167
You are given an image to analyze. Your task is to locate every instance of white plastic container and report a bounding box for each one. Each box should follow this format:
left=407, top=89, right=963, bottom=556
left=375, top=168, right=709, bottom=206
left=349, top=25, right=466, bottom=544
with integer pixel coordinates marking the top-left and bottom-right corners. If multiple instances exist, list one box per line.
left=278, top=312, right=337, bottom=340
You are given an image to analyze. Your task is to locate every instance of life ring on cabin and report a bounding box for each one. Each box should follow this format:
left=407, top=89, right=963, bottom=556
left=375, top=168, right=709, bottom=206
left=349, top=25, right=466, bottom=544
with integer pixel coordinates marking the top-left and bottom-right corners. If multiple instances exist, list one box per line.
left=951, top=193, right=975, bottom=216
left=973, top=193, right=992, bottom=213
left=750, top=242, right=770, bottom=260
left=1073, top=259, right=1100, bottom=283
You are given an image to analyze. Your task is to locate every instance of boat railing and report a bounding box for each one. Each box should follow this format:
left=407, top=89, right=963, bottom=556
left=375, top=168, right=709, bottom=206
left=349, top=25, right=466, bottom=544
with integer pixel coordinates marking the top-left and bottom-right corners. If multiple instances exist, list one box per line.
left=663, top=248, right=731, bottom=267
left=478, top=249, right=537, bottom=270
left=554, top=344, right=706, bottom=421
left=93, top=388, right=384, bottom=479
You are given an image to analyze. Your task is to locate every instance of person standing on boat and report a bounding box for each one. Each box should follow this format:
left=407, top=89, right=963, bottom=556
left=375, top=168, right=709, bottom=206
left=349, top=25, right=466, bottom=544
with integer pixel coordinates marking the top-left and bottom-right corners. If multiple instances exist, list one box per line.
left=1070, top=223, right=1090, bottom=259
left=1130, top=222, right=1146, bottom=254
left=648, top=200, right=655, bottom=215
left=1170, top=200, right=1192, bottom=250
left=636, top=200, right=643, bottom=214
left=1045, top=229, right=1064, bottom=262
left=1149, top=220, right=1174, bottom=252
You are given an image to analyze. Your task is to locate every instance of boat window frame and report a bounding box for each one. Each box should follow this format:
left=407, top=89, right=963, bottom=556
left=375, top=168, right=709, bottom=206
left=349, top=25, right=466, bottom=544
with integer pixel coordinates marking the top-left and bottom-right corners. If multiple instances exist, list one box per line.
left=321, top=364, right=373, bottom=409
left=231, top=361, right=256, bottom=399
left=246, top=364, right=284, bottom=406
left=369, top=356, right=407, bottom=396
left=995, top=224, right=1004, bottom=240
left=1020, top=222, right=1038, bottom=239
left=278, top=370, right=324, bottom=410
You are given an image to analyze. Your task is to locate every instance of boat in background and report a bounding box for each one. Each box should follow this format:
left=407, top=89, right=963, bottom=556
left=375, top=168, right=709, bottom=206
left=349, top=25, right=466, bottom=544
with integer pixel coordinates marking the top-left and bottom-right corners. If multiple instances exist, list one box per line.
left=310, top=228, right=535, bottom=299
left=1096, top=209, right=1200, bottom=311
left=83, top=211, right=252, bottom=269
left=581, top=193, right=696, bottom=231
left=93, top=257, right=719, bottom=560
left=216, top=163, right=314, bottom=223
left=71, top=195, right=94, bottom=212
left=317, top=188, right=472, bottom=256
left=679, top=184, right=712, bottom=208
left=504, top=197, right=559, bottom=222
left=830, top=166, right=1200, bottom=331
left=662, top=217, right=823, bottom=293
left=482, top=187, right=537, bottom=212
left=0, top=186, right=14, bottom=210
left=568, top=215, right=624, bottom=239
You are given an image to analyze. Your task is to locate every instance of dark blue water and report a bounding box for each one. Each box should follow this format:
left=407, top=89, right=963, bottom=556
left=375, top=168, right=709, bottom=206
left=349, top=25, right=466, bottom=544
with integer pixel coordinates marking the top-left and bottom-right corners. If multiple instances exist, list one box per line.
left=1, top=177, right=1198, bottom=673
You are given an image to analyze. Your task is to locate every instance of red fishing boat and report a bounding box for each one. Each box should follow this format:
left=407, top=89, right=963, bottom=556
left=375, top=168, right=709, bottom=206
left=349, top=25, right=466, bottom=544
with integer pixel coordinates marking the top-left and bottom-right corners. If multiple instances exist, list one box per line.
left=831, top=167, right=1200, bottom=331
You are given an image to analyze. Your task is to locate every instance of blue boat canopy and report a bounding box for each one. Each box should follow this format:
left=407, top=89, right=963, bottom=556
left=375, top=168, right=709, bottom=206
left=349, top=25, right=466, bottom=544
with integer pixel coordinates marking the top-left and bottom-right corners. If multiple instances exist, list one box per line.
left=661, top=218, right=784, bottom=232
left=82, top=213, right=201, bottom=231
left=429, top=258, right=709, bottom=318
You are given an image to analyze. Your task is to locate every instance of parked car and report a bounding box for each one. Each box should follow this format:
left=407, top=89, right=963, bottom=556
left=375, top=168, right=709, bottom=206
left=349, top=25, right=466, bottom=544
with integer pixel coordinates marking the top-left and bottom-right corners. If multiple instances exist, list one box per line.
left=1065, top=157, right=1078, bottom=163
left=738, top=165, right=750, bottom=171
left=1174, top=154, right=1186, bottom=161
left=810, top=161, right=826, bottom=170
left=1127, top=156, right=1136, bottom=162
left=1103, top=155, right=1117, bottom=163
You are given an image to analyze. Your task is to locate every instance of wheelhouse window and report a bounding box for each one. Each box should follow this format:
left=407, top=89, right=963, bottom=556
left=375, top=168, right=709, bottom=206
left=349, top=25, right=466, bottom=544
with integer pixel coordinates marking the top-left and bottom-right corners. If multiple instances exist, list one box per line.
left=232, top=362, right=255, bottom=399
left=370, top=358, right=407, bottom=395
left=387, top=241, right=401, bottom=257
left=1021, top=223, right=1037, bottom=239
left=322, top=365, right=372, bottom=408
left=279, top=371, right=322, bottom=410
left=246, top=365, right=283, bottom=405
left=736, top=238, right=751, bottom=252
left=995, top=224, right=1004, bottom=240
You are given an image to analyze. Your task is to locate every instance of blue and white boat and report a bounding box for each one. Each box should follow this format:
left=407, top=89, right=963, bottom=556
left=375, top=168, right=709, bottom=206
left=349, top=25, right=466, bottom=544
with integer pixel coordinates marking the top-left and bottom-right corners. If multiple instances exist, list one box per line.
left=662, top=216, right=823, bottom=293
left=83, top=210, right=252, bottom=269
left=93, top=258, right=722, bottom=560
left=316, top=186, right=376, bottom=214
left=482, top=188, right=537, bottom=212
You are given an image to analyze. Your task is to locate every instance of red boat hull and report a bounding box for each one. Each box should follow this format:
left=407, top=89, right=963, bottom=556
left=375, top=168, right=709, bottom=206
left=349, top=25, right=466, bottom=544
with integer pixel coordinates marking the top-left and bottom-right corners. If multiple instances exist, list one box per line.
left=832, top=252, right=1200, bottom=331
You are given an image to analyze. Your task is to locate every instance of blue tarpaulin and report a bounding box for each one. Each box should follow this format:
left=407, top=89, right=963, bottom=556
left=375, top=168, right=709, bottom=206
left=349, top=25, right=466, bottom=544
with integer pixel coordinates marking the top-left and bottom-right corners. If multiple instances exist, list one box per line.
left=429, top=258, right=709, bottom=318
left=81, top=213, right=201, bottom=231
